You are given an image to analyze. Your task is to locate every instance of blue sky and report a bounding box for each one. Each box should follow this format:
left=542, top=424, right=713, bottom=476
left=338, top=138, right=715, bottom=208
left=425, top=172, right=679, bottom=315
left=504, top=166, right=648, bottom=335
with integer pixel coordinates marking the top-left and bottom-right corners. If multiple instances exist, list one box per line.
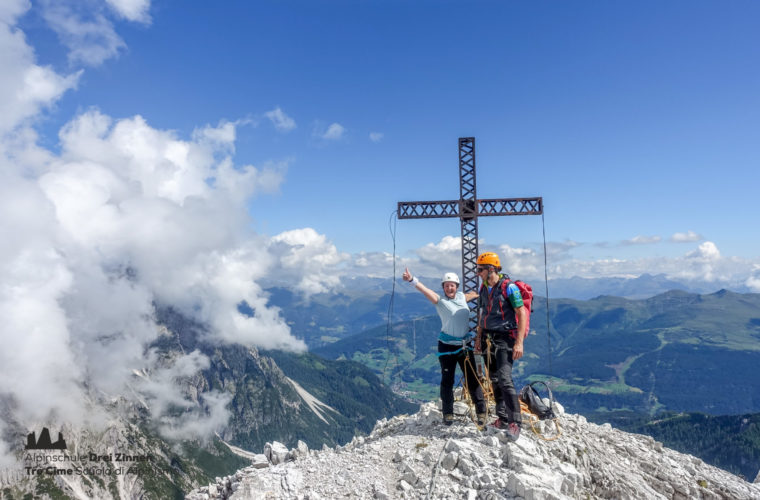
left=6, top=0, right=760, bottom=286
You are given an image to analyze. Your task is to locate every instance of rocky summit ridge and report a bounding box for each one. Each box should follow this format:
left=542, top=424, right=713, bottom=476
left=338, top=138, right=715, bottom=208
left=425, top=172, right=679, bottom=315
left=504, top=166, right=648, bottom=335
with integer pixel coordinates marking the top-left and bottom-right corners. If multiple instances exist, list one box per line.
left=186, top=401, right=760, bottom=500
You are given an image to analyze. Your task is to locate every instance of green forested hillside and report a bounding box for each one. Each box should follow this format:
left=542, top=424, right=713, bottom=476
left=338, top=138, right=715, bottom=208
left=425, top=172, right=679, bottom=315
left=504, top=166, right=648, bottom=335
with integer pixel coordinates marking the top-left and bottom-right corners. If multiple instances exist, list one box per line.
left=619, top=412, right=760, bottom=480
left=315, top=290, right=760, bottom=418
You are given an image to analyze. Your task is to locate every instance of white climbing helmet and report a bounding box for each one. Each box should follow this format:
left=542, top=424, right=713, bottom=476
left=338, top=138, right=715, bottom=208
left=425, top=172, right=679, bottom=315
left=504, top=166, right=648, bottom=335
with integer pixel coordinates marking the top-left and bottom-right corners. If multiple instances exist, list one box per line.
left=441, top=272, right=460, bottom=286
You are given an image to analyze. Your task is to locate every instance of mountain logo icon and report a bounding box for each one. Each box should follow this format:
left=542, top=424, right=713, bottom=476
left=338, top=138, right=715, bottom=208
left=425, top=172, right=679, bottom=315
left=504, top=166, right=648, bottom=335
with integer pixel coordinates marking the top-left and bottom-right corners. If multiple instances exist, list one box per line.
left=25, top=427, right=67, bottom=450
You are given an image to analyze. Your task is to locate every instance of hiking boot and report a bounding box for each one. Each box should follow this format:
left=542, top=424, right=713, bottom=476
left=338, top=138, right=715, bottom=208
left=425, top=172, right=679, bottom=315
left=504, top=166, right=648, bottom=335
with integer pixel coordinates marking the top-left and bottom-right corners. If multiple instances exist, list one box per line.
left=488, top=418, right=507, bottom=430
left=443, top=414, right=454, bottom=426
left=506, top=422, right=521, bottom=442
left=476, top=413, right=487, bottom=427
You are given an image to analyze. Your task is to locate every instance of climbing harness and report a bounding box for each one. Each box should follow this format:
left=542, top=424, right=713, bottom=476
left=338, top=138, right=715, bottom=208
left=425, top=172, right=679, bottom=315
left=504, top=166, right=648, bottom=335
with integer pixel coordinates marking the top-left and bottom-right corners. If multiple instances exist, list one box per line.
left=436, top=332, right=475, bottom=357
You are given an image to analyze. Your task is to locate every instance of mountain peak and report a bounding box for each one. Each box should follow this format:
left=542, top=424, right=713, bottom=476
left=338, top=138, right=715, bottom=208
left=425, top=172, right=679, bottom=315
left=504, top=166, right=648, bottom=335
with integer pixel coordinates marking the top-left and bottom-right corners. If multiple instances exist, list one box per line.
left=186, top=402, right=760, bottom=499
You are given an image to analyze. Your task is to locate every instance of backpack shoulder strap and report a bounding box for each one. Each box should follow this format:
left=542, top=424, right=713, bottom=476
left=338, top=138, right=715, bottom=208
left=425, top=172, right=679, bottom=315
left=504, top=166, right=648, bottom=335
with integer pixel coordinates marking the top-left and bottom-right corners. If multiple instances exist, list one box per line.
left=499, top=275, right=513, bottom=300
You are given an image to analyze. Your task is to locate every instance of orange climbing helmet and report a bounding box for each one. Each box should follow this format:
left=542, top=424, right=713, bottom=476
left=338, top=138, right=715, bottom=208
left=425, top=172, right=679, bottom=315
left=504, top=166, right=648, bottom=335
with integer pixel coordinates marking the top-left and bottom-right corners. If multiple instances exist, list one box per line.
left=477, top=252, right=501, bottom=268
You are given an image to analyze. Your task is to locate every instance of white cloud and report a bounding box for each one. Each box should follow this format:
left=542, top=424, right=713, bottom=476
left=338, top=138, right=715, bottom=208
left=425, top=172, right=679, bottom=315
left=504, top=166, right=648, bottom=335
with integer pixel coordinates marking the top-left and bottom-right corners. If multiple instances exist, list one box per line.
left=268, top=228, right=350, bottom=295
left=746, top=266, right=760, bottom=292
left=369, top=132, right=384, bottom=143
left=321, top=122, right=345, bottom=140
left=265, top=107, right=297, bottom=132
left=670, top=230, right=703, bottom=243
left=40, top=0, right=127, bottom=66
left=686, top=241, right=721, bottom=261
left=193, top=120, right=237, bottom=148
left=385, top=236, right=758, bottom=293
left=496, top=243, right=540, bottom=277
left=0, top=106, right=302, bottom=450
left=0, top=0, right=30, bottom=24
left=415, top=235, right=462, bottom=271
left=622, top=235, right=661, bottom=245
left=0, top=5, right=80, bottom=133
left=353, top=251, right=395, bottom=274
left=544, top=239, right=581, bottom=259
left=134, top=349, right=231, bottom=440
left=105, top=0, right=151, bottom=23
left=403, top=236, right=541, bottom=281
left=540, top=240, right=757, bottom=287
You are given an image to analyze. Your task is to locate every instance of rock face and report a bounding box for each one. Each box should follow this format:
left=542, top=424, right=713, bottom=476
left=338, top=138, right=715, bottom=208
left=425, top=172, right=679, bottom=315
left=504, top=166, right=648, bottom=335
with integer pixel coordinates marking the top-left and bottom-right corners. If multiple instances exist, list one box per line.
left=186, top=402, right=760, bottom=500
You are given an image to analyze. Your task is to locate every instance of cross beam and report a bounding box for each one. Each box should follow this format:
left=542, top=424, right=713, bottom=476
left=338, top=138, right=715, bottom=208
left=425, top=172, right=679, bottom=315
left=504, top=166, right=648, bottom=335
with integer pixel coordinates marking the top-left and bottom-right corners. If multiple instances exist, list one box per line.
left=398, top=137, right=543, bottom=332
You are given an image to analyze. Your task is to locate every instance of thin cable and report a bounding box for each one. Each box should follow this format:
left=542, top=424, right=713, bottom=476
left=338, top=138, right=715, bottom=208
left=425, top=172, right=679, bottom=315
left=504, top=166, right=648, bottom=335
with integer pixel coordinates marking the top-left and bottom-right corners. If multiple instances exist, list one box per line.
left=425, top=437, right=453, bottom=500
left=384, top=210, right=400, bottom=385
left=541, top=211, right=553, bottom=377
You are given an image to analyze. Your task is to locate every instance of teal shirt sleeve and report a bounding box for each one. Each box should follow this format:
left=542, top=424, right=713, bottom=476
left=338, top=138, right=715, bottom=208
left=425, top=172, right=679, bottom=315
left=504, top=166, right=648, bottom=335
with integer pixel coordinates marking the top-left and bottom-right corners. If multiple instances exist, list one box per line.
left=506, top=283, right=524, bottom=308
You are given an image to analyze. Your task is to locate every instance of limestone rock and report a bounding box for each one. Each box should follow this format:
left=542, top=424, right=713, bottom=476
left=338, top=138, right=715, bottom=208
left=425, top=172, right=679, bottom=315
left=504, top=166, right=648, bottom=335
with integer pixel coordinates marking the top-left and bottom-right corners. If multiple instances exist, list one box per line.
left=264, top=441, right=289, bottom=465
left=183, top=402, right=760, bottom=500
left=251, top=454, right=269, bottom=469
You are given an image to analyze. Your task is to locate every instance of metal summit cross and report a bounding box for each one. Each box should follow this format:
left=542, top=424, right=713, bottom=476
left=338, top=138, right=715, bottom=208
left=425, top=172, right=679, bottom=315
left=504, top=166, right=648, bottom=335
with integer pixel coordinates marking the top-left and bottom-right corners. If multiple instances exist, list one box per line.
left=398, top=137, right=543, bottom=331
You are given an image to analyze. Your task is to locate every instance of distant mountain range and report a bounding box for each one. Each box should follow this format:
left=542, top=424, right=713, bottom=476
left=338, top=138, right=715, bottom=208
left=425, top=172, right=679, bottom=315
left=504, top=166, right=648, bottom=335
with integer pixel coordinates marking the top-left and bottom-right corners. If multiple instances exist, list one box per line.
left=265, top=273, right=751, bottom=350
left=543, top=273, right=737, bottom=299
left=339, top=272, right=754, bottom=299
left=311, top=289, right=760, bottom=419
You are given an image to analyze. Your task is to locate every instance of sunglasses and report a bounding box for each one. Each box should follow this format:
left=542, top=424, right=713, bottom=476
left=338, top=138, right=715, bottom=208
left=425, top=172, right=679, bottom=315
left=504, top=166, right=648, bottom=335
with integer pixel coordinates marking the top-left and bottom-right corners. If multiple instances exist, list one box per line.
left=477, top=267, right=488, bottom=272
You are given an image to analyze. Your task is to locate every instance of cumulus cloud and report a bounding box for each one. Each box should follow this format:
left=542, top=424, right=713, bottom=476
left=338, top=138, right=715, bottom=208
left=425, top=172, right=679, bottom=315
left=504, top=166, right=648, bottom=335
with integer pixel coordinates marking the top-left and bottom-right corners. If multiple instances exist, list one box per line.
left=365, top=233, right=758, bottom=295
left=670, top=230, right=703, bottom=243
left=686, top=241, right=721, bottom=261
left=105, top=0, right=151, bottom=23
left=543, top=240, right=754, bottom=287
left=40, top=0, right=128, bottom=66
left=496, top=243, right=540, bottom=277
left=369, top=132, right=384, bottom=143
left=0, top=0, right=30, bottom=23
left=746, top=265, right=760, bottom=292
left=352, top=251, right=396, bottom=276
left=318, top=122, right=346, bottom=141
left=265, top=107, right=296, bottom=132
left=133, top=350, right=231, bottom=440
left=622, top=235, right=661, bottom=245
left=403, top=236, right=541, bottom=282
left=1, top=104, right=301, bottom=451
left=415, top=235, right=463, bottom=271
left=268, top=228, right=350, bottom=295
left=0, top=4, right=80, bottom=134
left=544, top=239, right=581, bottom=259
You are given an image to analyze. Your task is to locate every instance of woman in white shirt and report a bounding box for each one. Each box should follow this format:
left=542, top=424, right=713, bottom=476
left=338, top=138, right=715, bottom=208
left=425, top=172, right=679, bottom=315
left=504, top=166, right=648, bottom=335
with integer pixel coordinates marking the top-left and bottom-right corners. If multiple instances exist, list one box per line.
left=403, top=268, right=487, bottom=426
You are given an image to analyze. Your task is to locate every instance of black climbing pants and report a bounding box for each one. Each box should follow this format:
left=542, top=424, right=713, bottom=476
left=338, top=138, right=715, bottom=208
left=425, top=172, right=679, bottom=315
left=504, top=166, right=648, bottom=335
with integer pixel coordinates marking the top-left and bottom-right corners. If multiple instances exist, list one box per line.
left=485, top=331, right=522, bottom=424
left=438, top=341, right=486, bottom=416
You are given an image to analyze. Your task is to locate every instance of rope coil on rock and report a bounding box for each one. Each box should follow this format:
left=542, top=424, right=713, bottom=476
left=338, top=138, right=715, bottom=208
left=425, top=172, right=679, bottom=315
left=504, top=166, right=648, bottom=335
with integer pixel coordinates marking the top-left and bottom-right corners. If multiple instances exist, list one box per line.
left=519, top=400, right=562, bottom=441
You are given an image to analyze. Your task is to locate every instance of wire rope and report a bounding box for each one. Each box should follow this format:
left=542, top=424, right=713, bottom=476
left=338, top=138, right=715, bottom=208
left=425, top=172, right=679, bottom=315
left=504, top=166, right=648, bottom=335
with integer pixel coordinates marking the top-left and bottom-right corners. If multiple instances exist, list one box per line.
left=541, top=211, right=553, bottom=378
left=383, top=210, right=400, bottom=385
